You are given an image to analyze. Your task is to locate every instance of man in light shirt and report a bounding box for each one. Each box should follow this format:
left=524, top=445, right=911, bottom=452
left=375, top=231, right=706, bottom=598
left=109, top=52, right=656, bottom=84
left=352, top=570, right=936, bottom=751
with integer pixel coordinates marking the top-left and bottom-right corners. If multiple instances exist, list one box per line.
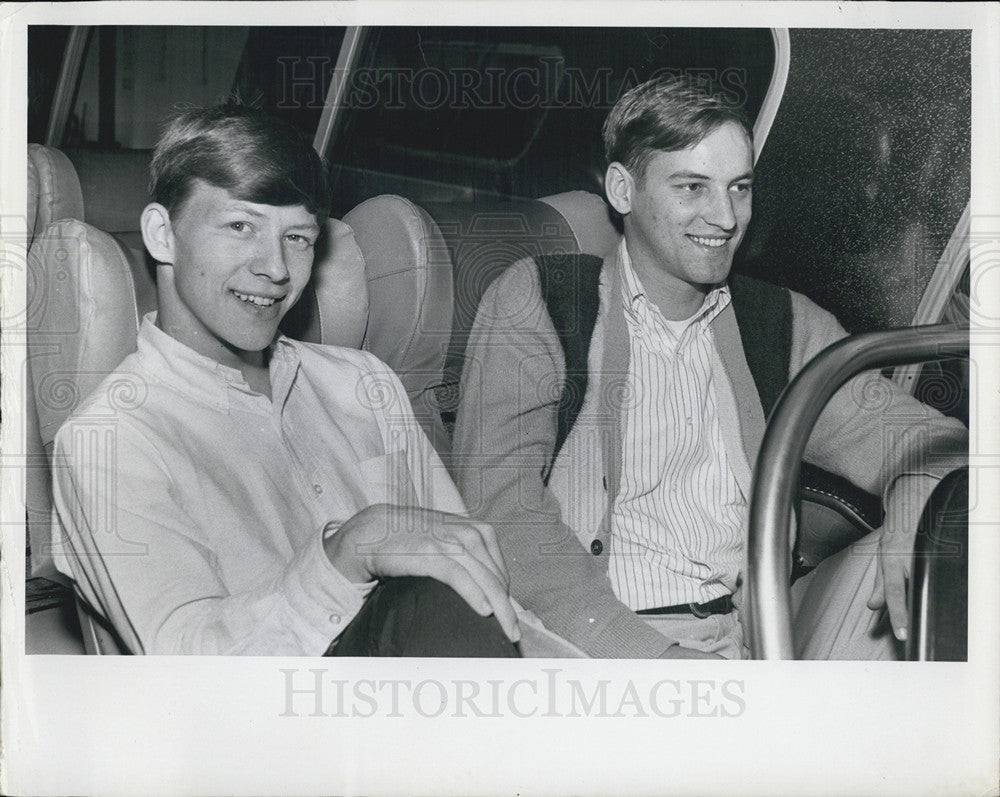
left=453, top=77, right=967, bottom=659
left=52, top=104, right=524, bottom=656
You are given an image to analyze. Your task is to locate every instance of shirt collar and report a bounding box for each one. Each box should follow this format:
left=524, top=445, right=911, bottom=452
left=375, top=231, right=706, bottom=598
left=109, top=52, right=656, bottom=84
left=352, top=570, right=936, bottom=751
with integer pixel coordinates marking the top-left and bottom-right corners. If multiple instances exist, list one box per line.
left=618, top=239, right=731, bottom=332
left=134, top=312, right=300, bottom=411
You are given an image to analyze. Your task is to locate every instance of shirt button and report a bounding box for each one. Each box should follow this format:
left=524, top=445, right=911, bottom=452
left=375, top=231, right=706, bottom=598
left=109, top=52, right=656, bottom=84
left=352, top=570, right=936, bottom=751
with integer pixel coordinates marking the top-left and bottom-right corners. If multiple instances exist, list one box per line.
left=590, top=539, right=603, bottom=556
left=313, top=484, right=324, bottom=495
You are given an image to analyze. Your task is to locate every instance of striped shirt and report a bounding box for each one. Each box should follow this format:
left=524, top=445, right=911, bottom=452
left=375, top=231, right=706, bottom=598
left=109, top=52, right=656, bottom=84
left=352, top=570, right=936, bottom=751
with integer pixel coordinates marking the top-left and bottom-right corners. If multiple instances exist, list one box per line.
left=608, top=245, right=745, bottom=609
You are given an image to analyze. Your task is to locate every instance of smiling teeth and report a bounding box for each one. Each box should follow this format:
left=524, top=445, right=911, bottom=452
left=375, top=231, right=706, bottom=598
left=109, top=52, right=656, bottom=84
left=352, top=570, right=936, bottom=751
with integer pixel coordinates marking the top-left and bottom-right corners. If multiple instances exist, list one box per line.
left=690, top=236, right=728, bottom=247
left=234, top=291, right=278, bottom=307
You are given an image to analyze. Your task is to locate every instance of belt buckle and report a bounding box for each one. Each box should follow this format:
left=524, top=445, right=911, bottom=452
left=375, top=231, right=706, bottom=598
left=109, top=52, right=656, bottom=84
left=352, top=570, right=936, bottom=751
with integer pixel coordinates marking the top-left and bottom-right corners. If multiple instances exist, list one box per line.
left=689, top=601, right=712, bottom=619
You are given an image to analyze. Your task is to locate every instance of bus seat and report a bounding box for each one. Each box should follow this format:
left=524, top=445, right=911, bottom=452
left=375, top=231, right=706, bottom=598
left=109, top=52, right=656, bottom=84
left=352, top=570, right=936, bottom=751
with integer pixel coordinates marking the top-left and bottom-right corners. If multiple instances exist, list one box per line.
left=26, top=219, right=151, bottom=653
left=25, top=146, right=89, bottom=584
left=344, top=192, right=619, bottom=461
left=343, top=196, right=455, bottom=455
left=24, top=145, right=89, bottom=652
left=29, top=221, right=156, bottom=458
left=27, top=213, right=368, bottom=652
left=274, top=216, right=369, bottom=351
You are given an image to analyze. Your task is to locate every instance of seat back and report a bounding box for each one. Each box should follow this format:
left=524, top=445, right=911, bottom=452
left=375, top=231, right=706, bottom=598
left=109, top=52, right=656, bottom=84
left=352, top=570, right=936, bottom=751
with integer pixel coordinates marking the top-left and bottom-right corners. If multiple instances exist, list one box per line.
left=345, top=191, right=619, bottom=459
left=25, top=146, right=89, bottom=583
left=28, top=221, right=156, bottom=458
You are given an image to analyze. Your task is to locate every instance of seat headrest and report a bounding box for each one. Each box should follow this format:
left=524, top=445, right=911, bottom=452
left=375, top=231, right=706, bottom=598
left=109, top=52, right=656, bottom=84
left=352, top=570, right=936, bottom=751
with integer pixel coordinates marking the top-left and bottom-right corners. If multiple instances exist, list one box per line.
left=27, top=144, right=85, bottom=242
left=279, top=217, right=369, bottom=350
left=343, top=195, right=453, bottom=379
left=537, top=191, right=620, bottom=259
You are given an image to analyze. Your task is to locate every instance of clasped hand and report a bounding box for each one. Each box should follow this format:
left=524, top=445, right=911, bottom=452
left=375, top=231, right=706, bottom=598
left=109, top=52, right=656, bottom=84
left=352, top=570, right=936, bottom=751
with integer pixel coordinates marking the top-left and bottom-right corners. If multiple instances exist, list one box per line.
left=324, top=503, right=520, bottom=643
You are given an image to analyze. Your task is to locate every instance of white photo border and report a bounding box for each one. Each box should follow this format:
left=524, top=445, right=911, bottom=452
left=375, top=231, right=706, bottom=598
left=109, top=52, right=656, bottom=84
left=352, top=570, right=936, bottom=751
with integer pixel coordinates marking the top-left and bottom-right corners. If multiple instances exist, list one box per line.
left=2, top=3, right=998, bottom=795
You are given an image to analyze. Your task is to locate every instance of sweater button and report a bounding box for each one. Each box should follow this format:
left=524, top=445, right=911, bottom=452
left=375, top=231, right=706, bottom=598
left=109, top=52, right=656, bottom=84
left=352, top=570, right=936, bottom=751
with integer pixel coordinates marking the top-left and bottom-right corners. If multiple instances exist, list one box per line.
left=590, top=539, right=603, bottom=556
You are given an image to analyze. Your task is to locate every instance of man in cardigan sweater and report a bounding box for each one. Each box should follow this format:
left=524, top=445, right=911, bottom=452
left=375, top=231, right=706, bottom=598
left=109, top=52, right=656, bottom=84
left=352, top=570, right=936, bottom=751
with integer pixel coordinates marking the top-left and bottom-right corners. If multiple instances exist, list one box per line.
left=452, top=77, right=967, bottom=659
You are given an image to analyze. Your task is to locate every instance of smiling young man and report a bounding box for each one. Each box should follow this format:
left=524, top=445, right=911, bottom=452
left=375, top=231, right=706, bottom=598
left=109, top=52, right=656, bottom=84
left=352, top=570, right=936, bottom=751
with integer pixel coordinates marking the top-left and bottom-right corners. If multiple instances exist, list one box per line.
left=453, top=77, right=967, bottom=659
left=51, top=104, right=524, bottom=656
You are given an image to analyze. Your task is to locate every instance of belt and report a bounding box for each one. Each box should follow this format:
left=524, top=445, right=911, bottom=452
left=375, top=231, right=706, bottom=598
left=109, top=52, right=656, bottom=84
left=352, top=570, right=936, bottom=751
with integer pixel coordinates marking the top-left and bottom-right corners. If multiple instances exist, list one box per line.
left=635, top=594, right=734, bottom=618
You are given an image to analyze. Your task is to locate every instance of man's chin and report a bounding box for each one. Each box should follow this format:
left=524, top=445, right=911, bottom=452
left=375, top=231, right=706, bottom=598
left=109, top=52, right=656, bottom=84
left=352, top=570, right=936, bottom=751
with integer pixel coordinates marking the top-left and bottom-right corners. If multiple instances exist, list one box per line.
left=694, top=261, right=734, bottom=287
left=222, top=327, right=282, bottom=356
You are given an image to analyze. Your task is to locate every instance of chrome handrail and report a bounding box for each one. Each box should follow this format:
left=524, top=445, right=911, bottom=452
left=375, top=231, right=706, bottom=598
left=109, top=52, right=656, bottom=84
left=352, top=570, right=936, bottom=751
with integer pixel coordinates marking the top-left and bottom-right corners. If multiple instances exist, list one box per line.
left=312, top=26, right=368, bottom=157
left=46, top=26, right=91, bottom=148
left=747, top=323, right=969, bottom=659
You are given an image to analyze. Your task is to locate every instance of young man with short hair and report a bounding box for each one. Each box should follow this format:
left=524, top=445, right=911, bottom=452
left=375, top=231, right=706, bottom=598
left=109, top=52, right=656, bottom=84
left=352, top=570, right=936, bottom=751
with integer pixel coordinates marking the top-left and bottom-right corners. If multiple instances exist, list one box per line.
left=453, top=77, right=968, bottom=659
left=52, top=104, right=522, bottom=656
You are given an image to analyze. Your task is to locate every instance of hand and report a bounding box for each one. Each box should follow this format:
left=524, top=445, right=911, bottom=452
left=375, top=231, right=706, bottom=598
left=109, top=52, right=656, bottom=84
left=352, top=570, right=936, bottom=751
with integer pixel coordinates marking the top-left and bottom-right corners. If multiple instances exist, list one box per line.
left=324, top=504, right=520, bottom=643
left=659, top=645, right=725, bottom=660
left=867, top=518, right=919, bottom=642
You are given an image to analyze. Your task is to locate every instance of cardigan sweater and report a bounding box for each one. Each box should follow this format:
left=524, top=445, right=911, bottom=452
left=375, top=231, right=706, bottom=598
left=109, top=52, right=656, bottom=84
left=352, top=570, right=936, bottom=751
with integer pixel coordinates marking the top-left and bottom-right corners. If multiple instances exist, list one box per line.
left=535, top=252, right=792, bottom=483
left=453, top=245, right=968, bottom=658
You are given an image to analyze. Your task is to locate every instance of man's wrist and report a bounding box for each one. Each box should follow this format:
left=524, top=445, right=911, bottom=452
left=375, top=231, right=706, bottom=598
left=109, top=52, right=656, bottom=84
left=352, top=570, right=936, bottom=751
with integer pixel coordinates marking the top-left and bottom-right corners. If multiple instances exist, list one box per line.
left=322, top=518, right=371, bottom=584
left=884, top=473, right=941, bottom=533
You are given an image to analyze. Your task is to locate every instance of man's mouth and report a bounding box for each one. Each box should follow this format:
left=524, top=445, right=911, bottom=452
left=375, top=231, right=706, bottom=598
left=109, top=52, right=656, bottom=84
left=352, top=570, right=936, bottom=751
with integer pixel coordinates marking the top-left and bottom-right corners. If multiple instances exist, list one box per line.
left=233, top=290, right=282, bottom=308
left=688, top=235, right=730, bottom=248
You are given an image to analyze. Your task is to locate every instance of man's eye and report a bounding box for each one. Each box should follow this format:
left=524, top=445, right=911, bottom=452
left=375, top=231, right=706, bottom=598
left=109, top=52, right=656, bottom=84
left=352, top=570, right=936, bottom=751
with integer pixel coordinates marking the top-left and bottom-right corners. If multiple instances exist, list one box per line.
left=229, top=221, right=249, bottom=233
left=680, top=183, right=702, bottom=192
left=285, top=234, right=315, bottom=248
left=733, top=183, right=753, bottom=193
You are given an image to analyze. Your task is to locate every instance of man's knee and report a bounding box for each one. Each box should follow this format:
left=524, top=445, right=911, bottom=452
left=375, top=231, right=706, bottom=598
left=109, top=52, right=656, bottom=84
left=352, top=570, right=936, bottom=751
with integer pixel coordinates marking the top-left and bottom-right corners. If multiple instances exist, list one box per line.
left=332, top=577, right=520, bottom=658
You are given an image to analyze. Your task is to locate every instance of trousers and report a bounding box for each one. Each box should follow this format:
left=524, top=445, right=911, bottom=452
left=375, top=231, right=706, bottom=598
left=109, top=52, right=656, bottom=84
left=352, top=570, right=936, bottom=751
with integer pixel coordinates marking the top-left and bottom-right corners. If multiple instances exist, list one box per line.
left=632, top=531, right=902, bottom=660
left=327, top=576, right=520, bottom=657
left=791, top=529, right=903, bottom=660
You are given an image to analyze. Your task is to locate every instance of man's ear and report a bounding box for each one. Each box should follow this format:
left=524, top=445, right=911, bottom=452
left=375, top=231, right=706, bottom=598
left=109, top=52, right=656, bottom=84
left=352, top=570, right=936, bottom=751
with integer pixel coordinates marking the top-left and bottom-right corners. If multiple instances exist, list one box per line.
left=605, top=162, right=634, bottom=216
left=140, top=203, right=175, bottom=265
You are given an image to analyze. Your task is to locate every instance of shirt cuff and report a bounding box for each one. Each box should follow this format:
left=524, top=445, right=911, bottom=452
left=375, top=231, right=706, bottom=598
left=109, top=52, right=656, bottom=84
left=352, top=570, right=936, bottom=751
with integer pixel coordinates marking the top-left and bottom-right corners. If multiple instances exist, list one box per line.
left=279, top=527, right=376, bottom=655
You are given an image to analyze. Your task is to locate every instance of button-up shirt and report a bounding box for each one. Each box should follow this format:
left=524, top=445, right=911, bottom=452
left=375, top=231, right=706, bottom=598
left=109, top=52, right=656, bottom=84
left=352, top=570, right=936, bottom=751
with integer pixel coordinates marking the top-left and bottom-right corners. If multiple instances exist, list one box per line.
left=52, top=314, right=464, bottom=655
left=608, top=246, right=745, bottom=609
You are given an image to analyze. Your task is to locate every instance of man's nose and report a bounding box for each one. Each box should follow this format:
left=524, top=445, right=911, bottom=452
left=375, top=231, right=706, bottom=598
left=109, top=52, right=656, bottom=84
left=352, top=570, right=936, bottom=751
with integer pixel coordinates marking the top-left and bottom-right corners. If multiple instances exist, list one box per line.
left=704, top=188, right=738, bottom=231
left=250, top=236, right=291, bottom=282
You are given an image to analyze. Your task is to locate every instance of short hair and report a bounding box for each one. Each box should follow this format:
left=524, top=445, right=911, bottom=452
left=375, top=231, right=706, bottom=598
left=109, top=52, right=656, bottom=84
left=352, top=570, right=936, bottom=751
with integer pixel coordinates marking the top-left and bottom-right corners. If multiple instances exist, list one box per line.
left=603, top=76, right=753, bottom=182
left=150, top=102, right=331, bottom=220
